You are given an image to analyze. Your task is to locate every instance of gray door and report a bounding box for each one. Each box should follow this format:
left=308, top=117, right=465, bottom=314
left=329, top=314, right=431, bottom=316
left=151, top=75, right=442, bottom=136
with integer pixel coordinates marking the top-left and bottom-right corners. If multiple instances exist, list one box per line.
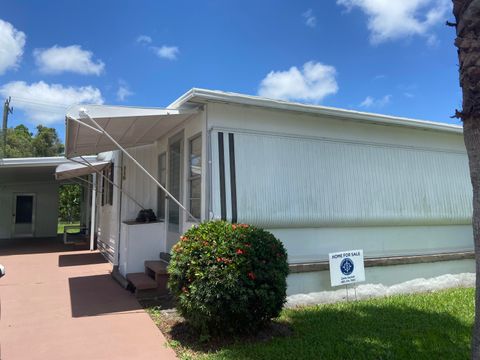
left=167, top=137, right=183, bottom=251
left=13, top=194, right=35, bottom=238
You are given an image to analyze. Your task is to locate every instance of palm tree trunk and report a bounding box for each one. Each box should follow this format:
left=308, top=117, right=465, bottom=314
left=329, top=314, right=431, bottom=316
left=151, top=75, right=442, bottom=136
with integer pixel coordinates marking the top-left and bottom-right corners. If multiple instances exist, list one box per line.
left=453, top=0, right=480, bottom=357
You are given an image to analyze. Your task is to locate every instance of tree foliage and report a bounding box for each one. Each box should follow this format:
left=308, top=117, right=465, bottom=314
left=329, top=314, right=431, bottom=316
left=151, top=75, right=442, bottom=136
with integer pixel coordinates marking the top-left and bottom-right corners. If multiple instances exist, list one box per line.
left=58, top=184, right=82, bottom=223
left=1, top=124, right=64, bottom=158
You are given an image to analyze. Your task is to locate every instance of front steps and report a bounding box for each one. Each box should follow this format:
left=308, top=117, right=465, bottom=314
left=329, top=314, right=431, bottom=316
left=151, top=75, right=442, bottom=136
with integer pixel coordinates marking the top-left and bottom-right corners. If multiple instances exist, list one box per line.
left=126, top=260, right=170, bottom=299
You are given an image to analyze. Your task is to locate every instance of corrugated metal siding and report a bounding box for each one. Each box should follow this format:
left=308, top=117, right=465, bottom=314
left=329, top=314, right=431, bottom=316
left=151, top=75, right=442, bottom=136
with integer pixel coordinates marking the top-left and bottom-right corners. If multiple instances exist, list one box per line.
left=226, top=131, right=471, bottom=228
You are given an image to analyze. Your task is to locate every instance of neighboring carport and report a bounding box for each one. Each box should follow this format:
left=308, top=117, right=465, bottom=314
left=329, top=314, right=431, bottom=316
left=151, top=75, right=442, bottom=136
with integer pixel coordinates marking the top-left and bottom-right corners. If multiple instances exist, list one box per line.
left=0, top=156, right=95, bottom=242
left=0, top=238, right=177, bottom=360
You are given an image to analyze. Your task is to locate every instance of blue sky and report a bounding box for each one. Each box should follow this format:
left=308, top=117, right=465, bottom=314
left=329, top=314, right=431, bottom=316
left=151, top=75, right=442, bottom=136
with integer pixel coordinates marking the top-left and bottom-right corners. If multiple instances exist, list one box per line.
left=0, top=0, right=461, bottom=141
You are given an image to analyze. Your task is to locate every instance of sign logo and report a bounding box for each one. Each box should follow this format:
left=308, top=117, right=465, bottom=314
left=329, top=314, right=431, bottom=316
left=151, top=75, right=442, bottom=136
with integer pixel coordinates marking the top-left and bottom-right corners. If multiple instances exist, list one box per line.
left=340, top=258, right=354, bottom=275
left=328, top=249, right=365, bottom=287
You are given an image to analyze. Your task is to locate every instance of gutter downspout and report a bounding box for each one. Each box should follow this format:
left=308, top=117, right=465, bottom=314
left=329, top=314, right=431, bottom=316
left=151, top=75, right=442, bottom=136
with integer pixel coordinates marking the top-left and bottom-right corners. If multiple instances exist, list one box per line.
left=115, top=151, right=123, bottom=266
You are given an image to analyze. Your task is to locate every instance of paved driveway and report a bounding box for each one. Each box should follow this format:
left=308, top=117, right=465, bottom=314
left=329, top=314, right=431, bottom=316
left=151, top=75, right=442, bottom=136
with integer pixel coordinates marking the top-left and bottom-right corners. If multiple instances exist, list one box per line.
left=0, top=238, right=177, bottom=360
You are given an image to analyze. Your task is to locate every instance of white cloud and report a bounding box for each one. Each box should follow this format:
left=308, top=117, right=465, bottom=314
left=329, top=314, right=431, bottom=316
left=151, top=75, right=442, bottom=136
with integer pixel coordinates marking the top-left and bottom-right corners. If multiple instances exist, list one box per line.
left=0, top=19, right=26, bottom=75
left=152, top=45, right=179, bottom=60
left=0, top=81, right=103, bottom=124
left=337, top=0, right=450, bottom=44
left=34, top=45, right=105, bottom=75
left=302, top=9, right=317, bottom=28
left=360, top=94, right=392, bottom=108
left=116, top=80, right=133, bottom=101
left=404, top=92, right=414, bottom=98
left=136, top=35, right=152, bottom=44
left=258, top=61, right=338, bottom=103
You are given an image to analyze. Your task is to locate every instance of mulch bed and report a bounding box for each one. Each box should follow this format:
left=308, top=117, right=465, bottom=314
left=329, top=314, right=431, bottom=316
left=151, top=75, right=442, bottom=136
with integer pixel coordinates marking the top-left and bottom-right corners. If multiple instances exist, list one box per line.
left=140, top=297, right=293, bottom=356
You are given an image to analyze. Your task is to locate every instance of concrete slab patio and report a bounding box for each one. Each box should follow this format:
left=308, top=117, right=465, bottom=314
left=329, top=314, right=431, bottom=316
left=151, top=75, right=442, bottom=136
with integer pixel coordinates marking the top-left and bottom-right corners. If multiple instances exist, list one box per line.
left=0, top=237, right=177, bottom=360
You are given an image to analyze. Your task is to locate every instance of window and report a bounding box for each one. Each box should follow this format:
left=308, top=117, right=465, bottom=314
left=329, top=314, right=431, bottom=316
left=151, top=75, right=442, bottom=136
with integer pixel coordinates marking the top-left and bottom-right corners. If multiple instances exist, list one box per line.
left=157, top=153, right=167, bottom=219
left=189, top=135, right=201, bottom=219
left=168, top=140, right=182, bottom=231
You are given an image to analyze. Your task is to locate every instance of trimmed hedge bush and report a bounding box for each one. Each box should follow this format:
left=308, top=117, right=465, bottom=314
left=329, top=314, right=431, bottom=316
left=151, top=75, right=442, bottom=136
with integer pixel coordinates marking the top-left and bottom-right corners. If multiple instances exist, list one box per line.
left=168, top=220, right=289, bottom=335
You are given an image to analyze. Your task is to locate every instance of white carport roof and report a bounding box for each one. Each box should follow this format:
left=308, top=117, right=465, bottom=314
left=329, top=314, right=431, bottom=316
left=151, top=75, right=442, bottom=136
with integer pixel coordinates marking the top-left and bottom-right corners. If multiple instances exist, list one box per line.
left=65, top=104, right=198, bottom=157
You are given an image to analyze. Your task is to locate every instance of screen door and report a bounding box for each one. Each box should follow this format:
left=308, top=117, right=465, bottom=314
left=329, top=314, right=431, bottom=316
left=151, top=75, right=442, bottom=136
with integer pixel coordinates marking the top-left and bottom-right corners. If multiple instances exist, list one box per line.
left=13, top=194, right=35, bottom=237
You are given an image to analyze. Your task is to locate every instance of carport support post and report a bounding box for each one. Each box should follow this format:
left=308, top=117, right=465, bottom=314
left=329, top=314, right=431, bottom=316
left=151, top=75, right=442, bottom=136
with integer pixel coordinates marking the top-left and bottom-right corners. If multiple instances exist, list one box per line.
left=90, top=173, right=96, bottom=251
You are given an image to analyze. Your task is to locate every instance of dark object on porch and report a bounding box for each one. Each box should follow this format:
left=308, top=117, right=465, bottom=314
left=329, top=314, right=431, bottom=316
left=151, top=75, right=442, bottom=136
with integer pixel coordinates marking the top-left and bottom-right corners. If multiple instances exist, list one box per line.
left=135, top=209, right=157, bottom=223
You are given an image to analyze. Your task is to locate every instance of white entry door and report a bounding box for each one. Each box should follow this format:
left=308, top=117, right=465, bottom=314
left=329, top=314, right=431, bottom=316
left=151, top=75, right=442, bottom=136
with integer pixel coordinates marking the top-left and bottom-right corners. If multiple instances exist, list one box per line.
left=13, top=194, right=36, bottom=238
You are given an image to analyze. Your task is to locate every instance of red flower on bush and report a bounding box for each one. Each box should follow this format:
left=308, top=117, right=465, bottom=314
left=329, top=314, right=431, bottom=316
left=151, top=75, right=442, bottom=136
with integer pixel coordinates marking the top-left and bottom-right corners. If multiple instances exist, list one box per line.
left=168, top=220, right=289, bottom=336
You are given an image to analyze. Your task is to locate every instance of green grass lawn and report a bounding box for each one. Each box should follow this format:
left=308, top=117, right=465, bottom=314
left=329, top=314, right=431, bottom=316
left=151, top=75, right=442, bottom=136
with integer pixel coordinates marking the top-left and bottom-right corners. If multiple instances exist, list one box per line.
left=146, top=287, right=475, bottom=360
left=57, top=221, right=80, bottom=234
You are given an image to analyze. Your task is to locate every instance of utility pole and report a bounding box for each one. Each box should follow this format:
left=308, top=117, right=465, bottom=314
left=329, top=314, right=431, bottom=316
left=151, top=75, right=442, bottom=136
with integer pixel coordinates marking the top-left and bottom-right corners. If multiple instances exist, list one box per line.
left=2, top=97, right=13, bottom=157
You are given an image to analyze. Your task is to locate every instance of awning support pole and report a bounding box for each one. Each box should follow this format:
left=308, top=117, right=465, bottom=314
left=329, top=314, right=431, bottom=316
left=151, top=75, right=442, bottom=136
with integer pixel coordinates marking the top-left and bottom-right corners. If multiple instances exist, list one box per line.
left=90, top=173, right=96, bottom=251
left=75, top=110, right=199, bottom=223
left=70, top=156, right=145, bottom=210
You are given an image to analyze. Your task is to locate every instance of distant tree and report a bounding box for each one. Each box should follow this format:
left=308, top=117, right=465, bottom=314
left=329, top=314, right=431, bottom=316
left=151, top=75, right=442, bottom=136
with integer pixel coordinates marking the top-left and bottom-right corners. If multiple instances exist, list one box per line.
left=3, top=125, right=34, bottom=158
left=1, top=124, right=64, bottom=158
left=31, top=125, right=64, bottom=157
left=58, top=184, right=82, bottom=223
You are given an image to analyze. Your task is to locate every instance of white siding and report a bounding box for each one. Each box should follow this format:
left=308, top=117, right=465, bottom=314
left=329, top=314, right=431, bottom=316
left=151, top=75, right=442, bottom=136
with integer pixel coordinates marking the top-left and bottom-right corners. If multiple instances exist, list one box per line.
left=206, top=102, right=473, bottom=267
left=229, top=131, right=471, bottom=228
left=120, top=145, right=157, bottom=221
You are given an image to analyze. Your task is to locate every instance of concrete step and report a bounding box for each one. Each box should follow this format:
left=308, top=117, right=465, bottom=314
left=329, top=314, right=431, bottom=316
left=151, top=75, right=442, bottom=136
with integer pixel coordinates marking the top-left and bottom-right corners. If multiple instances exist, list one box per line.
left=126, top=272, right=158, bottom=291
left=144, top=260, right=168, bottom=275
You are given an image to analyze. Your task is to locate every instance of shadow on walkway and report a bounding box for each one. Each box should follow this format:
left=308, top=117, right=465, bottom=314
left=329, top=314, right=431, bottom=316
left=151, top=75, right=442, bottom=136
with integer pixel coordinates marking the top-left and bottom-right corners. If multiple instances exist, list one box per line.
left=0, top=236, right=88, bottom=256
left=59, top=252, right=107, bottom=267
left=69, top=274, right=141, bottom=318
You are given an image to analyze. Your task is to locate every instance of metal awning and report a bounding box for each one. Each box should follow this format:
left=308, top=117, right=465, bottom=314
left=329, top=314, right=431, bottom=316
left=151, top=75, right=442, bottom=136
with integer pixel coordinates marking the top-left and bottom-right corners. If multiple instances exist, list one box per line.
left=55, top=160, right=110, bottom=180
left=65, top=104, right=198, bottom=157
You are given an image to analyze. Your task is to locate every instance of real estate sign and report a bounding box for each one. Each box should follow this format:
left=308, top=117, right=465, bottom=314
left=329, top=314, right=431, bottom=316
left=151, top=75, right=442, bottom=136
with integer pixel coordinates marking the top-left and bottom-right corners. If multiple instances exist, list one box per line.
left=329, top=249, right=365, bottom=287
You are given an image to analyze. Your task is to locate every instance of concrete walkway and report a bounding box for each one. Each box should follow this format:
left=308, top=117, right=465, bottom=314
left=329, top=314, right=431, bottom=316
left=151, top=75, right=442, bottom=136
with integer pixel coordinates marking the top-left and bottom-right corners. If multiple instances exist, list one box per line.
left=0, top=238, right=177, bottom=360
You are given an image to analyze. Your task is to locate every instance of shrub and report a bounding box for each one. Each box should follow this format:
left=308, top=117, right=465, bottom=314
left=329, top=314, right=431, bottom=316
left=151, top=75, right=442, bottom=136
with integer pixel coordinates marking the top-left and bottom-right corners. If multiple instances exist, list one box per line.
left=168, top=220, right=289, bottom=335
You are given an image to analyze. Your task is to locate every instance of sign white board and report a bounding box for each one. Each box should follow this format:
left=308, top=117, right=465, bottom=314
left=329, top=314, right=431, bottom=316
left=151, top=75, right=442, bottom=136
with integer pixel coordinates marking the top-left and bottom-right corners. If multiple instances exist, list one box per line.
left=329, top=249, right=365, bottom=287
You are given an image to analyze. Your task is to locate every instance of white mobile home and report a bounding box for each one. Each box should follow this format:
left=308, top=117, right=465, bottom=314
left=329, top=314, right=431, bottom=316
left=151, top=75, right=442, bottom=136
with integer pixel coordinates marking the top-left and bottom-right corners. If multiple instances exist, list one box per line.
left=64, top=89, right=474, bottom=295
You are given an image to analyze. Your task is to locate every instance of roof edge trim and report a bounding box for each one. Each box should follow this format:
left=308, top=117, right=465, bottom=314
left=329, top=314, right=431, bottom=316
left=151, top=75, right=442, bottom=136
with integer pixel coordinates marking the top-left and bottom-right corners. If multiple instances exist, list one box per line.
left=169, top=88, right=463, bottom=135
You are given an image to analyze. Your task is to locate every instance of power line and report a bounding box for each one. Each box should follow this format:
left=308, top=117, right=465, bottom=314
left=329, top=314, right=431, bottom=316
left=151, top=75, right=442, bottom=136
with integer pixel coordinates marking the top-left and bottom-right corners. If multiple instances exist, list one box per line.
left=10, top=96, right=70, bottom=108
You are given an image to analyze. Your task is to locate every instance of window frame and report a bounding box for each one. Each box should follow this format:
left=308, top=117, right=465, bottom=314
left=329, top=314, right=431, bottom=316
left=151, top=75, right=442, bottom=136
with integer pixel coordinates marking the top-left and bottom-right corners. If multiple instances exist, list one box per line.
left=157, top=152, right=167, bottom=220
left=188, top=134, right=202, bottom=220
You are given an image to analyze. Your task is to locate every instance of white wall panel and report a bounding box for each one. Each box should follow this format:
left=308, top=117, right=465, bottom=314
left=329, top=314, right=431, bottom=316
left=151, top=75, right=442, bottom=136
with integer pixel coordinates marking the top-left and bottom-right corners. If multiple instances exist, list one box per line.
left=229, top=131, right=471, bottom=228
left=0, top=182, right=59, bottom=239
left=121, top=145, right=157, bottom=221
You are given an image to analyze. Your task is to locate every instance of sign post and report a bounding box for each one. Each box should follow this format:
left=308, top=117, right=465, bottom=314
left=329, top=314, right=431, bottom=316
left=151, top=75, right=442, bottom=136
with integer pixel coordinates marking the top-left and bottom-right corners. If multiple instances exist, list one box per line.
left=329, top=249, right=365, bottom=300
